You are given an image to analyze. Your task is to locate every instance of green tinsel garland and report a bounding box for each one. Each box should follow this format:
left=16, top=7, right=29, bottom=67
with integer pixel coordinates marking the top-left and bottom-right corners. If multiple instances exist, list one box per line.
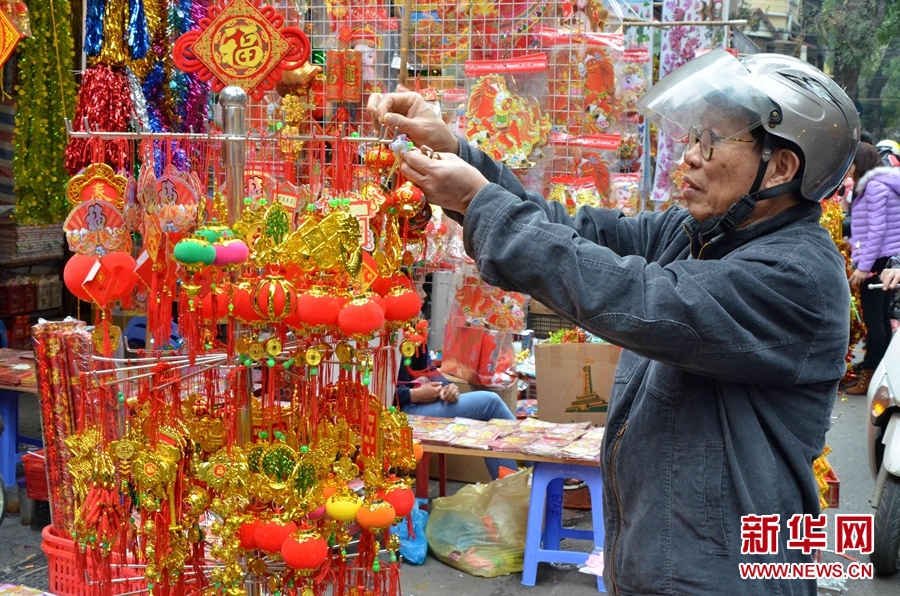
left=13, top=0, right=78, bottom=225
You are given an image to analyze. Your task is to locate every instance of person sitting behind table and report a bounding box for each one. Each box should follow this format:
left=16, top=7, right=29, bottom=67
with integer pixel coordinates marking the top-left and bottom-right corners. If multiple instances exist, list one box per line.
left=395, top=347, right=519, bottom=480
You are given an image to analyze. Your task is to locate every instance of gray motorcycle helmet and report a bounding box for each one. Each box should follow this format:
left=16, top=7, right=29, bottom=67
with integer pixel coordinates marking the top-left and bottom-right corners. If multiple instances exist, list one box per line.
left=639, top=50, right=860, bottom=203
left=741, top=53, right=860, bottom=202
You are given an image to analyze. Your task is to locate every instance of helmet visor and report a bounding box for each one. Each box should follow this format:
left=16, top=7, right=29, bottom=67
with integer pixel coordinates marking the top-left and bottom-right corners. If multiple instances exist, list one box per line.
left=637, top=49, right=779, bottom=143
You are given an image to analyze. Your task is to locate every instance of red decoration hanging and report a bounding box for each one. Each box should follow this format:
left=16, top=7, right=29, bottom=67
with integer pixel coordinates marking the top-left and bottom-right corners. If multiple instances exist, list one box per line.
left=173, top=0, right=311, bottom=100
left=255, top=521, right=297, bottom=554
left=338, top=296, right=385, bottom=337
left=281, top=527, right=329, bottom=571
left=382, top=287, right=422, bottom=322
left=295, top=287, right=344, bottom=328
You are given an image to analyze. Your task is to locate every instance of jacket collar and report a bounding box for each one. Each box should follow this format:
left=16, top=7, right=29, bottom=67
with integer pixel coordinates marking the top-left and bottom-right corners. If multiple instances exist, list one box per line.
left=855, top=166, right=900, bottom=196
left=684, top=200, right=823, bottom=260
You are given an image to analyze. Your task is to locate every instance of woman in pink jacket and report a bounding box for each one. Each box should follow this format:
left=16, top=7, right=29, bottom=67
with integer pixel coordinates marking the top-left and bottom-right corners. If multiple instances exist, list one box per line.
left=847, top=142, right=900, bottom=394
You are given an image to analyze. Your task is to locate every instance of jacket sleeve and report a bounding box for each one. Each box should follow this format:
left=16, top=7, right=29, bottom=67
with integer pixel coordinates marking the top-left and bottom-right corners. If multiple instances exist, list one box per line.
left=856, top=179, right=891, bottom=272
left=463, top=187, right=850, bottom=386
left=451, top=139, right=684, bottom=260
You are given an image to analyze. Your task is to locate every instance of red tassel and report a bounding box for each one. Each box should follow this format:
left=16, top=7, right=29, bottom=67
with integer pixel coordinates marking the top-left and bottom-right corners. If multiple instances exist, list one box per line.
left=179, top=286, right=200, bottom=364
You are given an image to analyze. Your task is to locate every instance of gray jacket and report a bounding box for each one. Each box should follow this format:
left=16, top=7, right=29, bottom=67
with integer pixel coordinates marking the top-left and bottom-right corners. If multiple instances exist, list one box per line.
left=456, top=142, right=849, bottom=595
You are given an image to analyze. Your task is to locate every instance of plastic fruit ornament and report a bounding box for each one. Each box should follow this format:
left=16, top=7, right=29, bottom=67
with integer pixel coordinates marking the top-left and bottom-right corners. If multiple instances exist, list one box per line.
left=325, top=488, right=362, bottom=522
left=252, top=275, right=296, bottom=322
left=255, top=521, right=298, bottom=554
left=413, top=442, right=424, bottom=461
left=64, top=254, right=100, bottom=302
left=356, top=499, right=397, bottom=532
left=281, top=526, right=329, bottom=573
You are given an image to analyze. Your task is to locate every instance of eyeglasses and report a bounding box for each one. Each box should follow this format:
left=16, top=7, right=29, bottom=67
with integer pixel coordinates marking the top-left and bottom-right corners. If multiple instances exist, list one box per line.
left=685, top=127, right=756, bottom=161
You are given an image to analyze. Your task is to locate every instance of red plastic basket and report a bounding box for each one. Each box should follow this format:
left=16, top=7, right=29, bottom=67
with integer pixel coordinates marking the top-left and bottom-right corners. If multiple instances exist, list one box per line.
left=42, top=526, right=147, bottom=596
left=21, top=450, right=49, bottom=502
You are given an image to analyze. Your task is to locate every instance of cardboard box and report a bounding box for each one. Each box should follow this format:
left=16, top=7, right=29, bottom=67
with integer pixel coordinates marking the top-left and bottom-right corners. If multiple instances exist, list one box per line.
left=535, top=342, right=620, bottom=426
left=428, top=452, right=493, bottom=485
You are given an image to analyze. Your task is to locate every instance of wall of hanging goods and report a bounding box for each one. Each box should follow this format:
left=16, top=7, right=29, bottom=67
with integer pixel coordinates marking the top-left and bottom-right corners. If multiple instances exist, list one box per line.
left=45, top=0, right=663, bottom=595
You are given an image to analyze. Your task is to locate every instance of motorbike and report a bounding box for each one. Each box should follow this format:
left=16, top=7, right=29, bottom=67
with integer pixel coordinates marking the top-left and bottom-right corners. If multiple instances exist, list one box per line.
left=866, top=283, right=900, bottom=575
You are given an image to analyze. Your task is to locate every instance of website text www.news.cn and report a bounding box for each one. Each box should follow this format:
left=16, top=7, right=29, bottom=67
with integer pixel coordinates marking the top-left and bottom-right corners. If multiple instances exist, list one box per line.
left=739, top=513, right=874, bottom=580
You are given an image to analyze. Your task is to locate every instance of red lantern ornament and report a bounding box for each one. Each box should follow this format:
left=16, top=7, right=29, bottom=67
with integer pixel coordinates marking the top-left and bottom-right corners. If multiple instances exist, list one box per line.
left=295, top=286, right=344, bottom=328
left=383, top=286, right=422, bottom=322
left=232, top=284, right=265, bottom=324
left=338, top=295, right=385, bottom=337
left=202, top=287, right=231, bottom=323
left=239, top=520, right=263, bottom=550
left=391, top=181, right=425, bottom=218
left=355, top=499, right=396, bottom=532
left=383, top=480, right=415, bottom=519
left=64, top=254, right=100, bottom=302
left=255, top=521, right=297, bottom=554
left=101, top=252, right=139, bottom=300
left=281, top=526, right=328, bottom=573
left=252, top=275, right=296, bottom=322
left=281, top=289, right=305, bottom=328
left=364, top=145, right=396, bottom=176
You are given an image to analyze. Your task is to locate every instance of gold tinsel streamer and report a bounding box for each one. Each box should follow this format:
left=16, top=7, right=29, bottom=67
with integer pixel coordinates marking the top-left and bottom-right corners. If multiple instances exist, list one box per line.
left=813, top=445, right=835, bottom=510
left=13, top=0, right=78, bottom=224
left=820, top=198, right=865, bottom=382
left=94, top=0, right=130, bottom=67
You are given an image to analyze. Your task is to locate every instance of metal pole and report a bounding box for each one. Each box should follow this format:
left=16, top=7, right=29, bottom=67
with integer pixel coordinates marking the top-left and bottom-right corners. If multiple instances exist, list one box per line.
left=219, top=86, right=248, bottom=228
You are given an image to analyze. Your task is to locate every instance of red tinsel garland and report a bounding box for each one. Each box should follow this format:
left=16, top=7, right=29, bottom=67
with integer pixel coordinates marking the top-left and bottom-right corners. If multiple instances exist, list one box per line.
left=65, top=64, right=135, bottom=175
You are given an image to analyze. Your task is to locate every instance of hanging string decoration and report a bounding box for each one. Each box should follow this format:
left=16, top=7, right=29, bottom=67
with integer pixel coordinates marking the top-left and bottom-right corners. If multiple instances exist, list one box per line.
left=13, top=0, right=78, bottom=224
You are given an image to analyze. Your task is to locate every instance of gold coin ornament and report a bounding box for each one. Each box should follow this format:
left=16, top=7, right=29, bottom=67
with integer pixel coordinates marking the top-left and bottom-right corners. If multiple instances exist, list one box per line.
left=400, top=340, right=416, bottom=358
left=265, top=337, right=283, bottom=357
left=304, top=347, right=322, bottom=367
left=248, top=343, right=266, bottom=361
left=335, top=342, right=354, bottom=363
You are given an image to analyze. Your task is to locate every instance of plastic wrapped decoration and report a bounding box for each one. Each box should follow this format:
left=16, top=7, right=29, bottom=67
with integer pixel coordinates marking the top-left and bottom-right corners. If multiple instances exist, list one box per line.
left=541, top=132, right=619, bottom=209
left=464, top=53, right=552, bottom=170
left=537, top=26, right=624, bottom=136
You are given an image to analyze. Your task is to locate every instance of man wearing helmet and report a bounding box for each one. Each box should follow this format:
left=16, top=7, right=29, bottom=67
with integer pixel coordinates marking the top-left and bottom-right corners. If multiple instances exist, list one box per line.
left=370, top=49, right=858, bottom=596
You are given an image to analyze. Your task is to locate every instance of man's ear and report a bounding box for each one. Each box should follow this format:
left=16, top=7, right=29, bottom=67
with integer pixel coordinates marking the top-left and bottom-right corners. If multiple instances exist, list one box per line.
left=764, top=148, right=801, bottom=188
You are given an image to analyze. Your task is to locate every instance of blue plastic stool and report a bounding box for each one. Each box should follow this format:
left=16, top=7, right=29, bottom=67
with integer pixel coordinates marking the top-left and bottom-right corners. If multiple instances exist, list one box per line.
left=522, top=462, right=606, bottom=592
